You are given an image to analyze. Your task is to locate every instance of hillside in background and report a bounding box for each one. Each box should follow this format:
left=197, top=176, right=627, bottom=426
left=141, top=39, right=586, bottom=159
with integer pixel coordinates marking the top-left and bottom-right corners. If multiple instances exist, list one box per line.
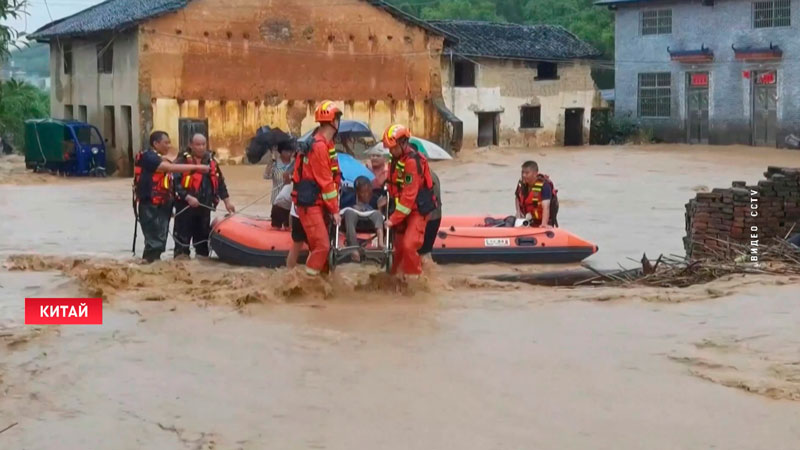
left=7, top=43, right=49, bottom=77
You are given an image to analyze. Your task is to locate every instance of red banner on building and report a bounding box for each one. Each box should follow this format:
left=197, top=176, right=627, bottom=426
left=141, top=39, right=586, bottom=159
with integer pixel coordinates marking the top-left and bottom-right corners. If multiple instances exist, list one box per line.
left=690, top=73, right=708, bottom=87
left=757, top=72, right=776, bottom=85
left=25, top=298, right=103, bottom=325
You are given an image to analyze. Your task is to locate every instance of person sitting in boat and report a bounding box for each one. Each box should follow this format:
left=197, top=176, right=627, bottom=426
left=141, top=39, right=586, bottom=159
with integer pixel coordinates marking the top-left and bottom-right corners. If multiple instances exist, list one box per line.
left=515, top=160, right=558, bottom=228
left=341, top=176, right=385, bottom=262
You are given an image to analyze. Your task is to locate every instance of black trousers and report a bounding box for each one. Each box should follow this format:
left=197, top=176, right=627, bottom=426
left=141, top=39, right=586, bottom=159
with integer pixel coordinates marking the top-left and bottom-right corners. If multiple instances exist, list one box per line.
left=173, top=202, right=212, bottom=257
left=418, top=217, right=441, bottom=255
left=138, top=201, right=172, bottom=263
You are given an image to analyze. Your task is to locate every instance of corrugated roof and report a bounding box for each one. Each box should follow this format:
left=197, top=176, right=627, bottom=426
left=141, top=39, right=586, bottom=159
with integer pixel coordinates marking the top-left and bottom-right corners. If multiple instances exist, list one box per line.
left=429, top=20, right=601, bottom=61
left=595, top=0, right=668, bottom=5
left=30, top=0, right=451, bottom=41
left=30, top=0, right=189, bottom=40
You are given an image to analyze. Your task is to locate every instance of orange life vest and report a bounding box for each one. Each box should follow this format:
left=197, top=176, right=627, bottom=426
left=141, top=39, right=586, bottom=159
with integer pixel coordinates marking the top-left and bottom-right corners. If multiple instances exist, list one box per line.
left=516, top=173, right=555, bottom=223
left=178, top=152, right=220, bottom=204
left=133, top=150, right=171, bottom=205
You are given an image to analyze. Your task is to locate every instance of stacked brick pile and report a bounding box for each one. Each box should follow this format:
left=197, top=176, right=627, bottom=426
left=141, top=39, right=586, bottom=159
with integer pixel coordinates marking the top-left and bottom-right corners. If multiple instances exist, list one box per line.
left=684, top=166, right=800, bottom=258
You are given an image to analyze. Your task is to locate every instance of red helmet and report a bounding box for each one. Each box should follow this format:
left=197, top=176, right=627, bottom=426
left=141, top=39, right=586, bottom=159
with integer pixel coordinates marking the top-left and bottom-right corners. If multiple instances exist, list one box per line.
left=314, top=101, right=342, bottom=124
left=382, top=124, right=411, bottom=149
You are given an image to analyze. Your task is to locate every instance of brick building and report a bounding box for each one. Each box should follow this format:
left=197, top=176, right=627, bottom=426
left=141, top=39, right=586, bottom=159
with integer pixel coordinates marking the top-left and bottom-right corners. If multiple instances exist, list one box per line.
left=31, top=0, right=456, bottom=175
left=597, top=0, right=800, bottom=147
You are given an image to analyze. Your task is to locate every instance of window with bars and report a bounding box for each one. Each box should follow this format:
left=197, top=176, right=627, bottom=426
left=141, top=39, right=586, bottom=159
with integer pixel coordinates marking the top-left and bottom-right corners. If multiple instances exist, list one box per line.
left=753, top=0, right=791, bottom=28
left=640, top=9, right=672, bottom=35
left=520, top=106, right=541, bottom=128
left=638, top=73, right=671, bottom=118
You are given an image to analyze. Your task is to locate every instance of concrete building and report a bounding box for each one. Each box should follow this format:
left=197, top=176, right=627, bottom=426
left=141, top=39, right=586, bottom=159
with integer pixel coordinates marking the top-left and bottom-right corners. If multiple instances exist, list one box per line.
left=598, top=0, right=800, bottom=147
left=30, top=0, right=458, bottom=175
left=431, top=20, right=604, bottom=147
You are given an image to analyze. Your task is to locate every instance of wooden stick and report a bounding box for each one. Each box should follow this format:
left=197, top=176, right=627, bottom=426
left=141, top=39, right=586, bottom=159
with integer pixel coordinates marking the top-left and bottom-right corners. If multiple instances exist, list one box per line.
left=0, top=422, right=18, bottom=435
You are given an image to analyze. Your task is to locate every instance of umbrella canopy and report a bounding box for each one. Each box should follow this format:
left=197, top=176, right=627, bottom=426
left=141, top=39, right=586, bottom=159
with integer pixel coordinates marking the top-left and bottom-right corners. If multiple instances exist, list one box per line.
left=298, top=120, right=375, bottom=145
left=245, top=127, right=294, bottom=164
left=367, top=137, right=452, bottom=161
left=286, top=152, right=373, bottom=186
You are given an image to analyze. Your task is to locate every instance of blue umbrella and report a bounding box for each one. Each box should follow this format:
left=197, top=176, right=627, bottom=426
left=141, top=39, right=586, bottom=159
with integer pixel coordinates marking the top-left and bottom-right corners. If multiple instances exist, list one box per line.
left=286, top=153, right=373, bottom=185
left=337, top=153, right=374, bottom=184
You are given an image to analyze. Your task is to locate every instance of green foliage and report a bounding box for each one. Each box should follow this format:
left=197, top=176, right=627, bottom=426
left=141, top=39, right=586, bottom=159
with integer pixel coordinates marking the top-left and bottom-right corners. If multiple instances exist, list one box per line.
left=0, top=79, right=50, bottom=150
left=8, top=43, right=50, bottom=77
left=387, top=0, right=615, bottom=58
left=0, top=0, right=29, bottom=61
left=591, top=112, right=653, bottom=145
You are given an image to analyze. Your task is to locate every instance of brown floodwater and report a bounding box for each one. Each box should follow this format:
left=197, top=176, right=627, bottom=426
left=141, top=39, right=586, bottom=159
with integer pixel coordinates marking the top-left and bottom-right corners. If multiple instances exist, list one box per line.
left=1, top=145, right=800, bottom=449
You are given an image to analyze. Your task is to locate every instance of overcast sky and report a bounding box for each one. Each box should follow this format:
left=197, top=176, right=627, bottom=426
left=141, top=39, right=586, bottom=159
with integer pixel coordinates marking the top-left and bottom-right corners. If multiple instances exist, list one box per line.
left=5, top=0, right=105, bottom=42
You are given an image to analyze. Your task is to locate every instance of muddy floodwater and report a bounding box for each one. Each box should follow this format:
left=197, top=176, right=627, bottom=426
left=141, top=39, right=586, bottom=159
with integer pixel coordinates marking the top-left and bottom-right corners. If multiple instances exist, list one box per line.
left=1, top=145, right=800, bottom=449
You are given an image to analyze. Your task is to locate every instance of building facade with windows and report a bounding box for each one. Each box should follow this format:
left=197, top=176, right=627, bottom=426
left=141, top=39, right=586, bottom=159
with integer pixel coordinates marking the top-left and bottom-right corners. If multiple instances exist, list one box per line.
left=598, top=0, right=800, bottom=147
left=31, top=0, right=455, bottom=176
left=431, top=20, right=605, bottom=148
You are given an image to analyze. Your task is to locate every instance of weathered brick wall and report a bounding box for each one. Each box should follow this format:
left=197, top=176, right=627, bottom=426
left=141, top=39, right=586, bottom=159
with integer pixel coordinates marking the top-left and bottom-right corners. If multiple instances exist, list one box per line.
left=684, top=167, right=800, bottom=258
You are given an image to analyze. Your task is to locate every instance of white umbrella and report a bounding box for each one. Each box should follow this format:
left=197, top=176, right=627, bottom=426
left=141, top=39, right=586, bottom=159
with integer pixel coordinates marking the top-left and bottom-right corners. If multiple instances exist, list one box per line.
left=367, top=137, right=452, bottom=160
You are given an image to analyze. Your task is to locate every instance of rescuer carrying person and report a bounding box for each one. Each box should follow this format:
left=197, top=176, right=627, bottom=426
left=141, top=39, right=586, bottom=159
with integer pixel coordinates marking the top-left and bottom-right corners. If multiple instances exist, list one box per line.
left=291, top=100, right=343, bottom=276
left=383, top=124, right=438, bottom=277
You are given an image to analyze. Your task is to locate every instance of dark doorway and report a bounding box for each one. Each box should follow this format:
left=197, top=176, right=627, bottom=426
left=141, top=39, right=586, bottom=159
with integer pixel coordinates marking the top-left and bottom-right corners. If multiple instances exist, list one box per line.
left=564, top=108, right=584, bottom=146
left=121, top=105, right=133, bottom=176
left=179, top=118, right=209, bottom=152
left=589, top=108, right=611, bottom=145
left=752, top=70, right=777, bottom=147
left=686, top=72, right=709, bottom=144
left=477, top=112, right=498, bottom=147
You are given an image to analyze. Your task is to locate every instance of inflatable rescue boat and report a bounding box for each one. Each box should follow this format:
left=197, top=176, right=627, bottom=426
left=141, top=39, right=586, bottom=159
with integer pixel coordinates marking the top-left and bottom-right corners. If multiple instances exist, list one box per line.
left=210, top=215, right=598, bottom=267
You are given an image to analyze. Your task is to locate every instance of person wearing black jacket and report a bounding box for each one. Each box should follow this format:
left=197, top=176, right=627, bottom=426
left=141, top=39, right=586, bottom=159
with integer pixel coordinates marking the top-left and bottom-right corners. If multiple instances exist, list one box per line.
left=172, top=134, right=235, bottom=258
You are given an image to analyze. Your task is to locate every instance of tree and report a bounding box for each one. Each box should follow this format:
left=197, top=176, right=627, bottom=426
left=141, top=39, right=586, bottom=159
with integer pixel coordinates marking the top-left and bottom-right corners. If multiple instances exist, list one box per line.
left=0, top=79, right=50, bottom=150
left=522, top=0, right=614, bottom=58
left=420, top=0, right=500, bottom=21
left=0, top=0, right=29, bottom=61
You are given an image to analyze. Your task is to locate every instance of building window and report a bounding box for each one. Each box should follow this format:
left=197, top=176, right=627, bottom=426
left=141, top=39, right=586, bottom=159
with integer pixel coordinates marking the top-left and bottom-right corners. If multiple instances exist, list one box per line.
left=78, top=105, right=88, bottom=122
left=640, top=9, right=672, bottom=35
left=104, top=106, right=116, bottom=147
left=520, top=106, right=542, bottom=128
left=97, top=42, right=113, bottom=74
left=638, top=72, right=671, bottom=118
left=753, top=0, right=790, bottom=28
left=64, top=104, right=74, bottom=120
left=536, top=62, right=558, bottom=80
left=62, top=43, right=73, bottom=74
left=454, top=60, right=476, bottom=87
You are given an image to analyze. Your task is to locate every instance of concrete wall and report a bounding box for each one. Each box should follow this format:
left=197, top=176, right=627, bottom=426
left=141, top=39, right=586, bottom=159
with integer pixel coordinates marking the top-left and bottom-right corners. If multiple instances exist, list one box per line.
left=138, top=0, right=446, bottom=160
left=441, top=57, right=601, bottom=147
left=49, top=31, right=141, bottom=175
left=613, top=0, right=800, bottom=146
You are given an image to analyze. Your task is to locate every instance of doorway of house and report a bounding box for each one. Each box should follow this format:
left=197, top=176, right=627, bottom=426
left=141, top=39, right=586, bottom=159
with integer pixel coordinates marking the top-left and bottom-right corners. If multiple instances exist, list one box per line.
left=564, top=108, right=584, bottom=146
left=179, top=118, right=210, bottom=152
left=121, top=105, right=133, bottom=176
left=752, top=70, right=777, bottom=147
left=477, top=112, right=499, bottom=147
left=686, top=72, right=709, bottom=144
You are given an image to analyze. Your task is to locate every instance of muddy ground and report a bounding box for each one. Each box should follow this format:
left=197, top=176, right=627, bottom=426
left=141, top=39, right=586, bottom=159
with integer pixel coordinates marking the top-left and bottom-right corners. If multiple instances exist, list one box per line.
left=1, top=145, right=800, bottom=449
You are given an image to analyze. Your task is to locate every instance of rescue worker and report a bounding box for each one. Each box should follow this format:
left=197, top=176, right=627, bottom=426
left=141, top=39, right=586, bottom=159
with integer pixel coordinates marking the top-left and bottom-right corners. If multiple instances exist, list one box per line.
left=383, top=124, right=437, bottom=277
left=291, top=101, right=342, bottom=275
left=515, top=160, right=554, bottom=228
left=134, top=131, right=209, bottom=263
left=172, top=133, right=236, bottom=258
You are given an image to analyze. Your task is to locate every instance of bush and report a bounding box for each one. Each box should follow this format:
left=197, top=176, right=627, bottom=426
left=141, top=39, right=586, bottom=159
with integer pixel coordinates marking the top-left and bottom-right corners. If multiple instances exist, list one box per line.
left=0, top=79, right=50, bottom=152
left=591, top=112, right=654, bottom=145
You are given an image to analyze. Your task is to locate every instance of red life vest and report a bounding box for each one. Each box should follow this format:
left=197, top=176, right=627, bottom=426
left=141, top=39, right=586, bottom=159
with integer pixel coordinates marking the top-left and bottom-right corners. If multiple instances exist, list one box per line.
left=178, top=152, right=220, bottom=204
left=133, top=150, right=171, bottom=205
left=516, top=173, right=556, bottom=224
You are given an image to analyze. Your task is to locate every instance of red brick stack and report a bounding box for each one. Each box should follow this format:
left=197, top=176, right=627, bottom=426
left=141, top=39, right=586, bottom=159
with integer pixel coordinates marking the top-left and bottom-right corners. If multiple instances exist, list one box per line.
left=684, top=166, right=800, bottom=258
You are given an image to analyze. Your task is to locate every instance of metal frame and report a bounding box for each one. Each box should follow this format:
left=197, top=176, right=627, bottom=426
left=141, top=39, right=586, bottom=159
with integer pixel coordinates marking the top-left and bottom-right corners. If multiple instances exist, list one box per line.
left=328, top=187, right=394, bottom=272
